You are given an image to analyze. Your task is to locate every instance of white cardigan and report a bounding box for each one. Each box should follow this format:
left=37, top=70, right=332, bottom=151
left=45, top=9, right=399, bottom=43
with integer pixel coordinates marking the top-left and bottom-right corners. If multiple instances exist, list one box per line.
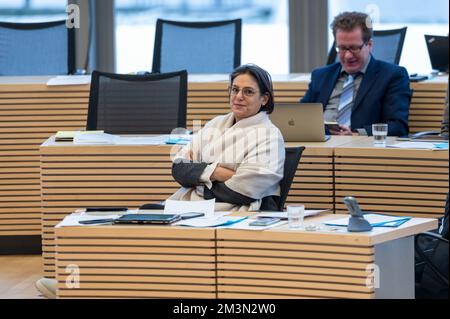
left=168, top=111, right=285, bottom=211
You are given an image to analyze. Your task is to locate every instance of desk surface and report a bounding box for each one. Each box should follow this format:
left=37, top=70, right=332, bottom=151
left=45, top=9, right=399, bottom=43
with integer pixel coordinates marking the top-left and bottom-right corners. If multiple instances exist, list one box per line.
left=57, top=213, right=437, bottom=246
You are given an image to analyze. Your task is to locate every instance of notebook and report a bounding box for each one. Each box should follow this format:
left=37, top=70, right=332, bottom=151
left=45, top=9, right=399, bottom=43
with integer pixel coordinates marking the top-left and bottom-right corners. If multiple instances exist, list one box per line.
left=269, top=103, right=330, bottom=142
left=425, top=35, right=449, bottom=73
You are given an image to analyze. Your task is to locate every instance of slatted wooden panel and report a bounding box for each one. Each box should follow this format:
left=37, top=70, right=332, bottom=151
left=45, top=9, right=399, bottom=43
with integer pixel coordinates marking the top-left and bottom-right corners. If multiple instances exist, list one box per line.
left=187, top=80, right=308, bottom=130
left=216, top=228, right=376, bottom=299
left=409, top=80, right=447, bottom=133
left=335, top=140, right=449, bottom=218
left=286, top=147, right=334, bottom=211
left=284, top=137, right=366, bottom=212
left=55, top=226, right=216, bottom=298
left=40, top=140, right=182, bottom=278
left=0, top=82, right=89, bottom=237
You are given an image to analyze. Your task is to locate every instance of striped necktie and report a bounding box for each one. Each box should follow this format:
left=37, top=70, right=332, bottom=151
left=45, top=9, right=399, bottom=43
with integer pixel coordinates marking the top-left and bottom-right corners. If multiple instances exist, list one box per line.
left=337, top=74, right=356, bottom=127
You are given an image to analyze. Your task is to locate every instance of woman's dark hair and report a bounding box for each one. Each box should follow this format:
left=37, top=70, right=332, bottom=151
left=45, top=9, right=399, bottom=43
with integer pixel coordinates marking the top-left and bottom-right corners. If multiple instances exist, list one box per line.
left=230, top=63, right=275, bottom=114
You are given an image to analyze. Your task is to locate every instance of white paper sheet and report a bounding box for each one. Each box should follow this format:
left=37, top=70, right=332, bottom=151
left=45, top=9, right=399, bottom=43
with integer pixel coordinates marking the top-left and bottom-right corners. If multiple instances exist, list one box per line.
left=46, top=75, right=91, bottom=86
left=387, top=141, right=444, bottom=150
left=73, top=132, right=117, bottom=144
left=174, top=216, right=247, bottom=228
left=164, top=199, right=216, bottom=217
left=256, top=210, right=327, bottom=220
left=113, top=135, right=170, bottom=145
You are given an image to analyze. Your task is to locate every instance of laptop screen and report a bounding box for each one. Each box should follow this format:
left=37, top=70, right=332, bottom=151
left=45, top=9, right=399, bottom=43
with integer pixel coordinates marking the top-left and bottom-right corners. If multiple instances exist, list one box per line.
left=269, top=103, right=329, bottom=142
left=425, top=35, right=449, bottom=72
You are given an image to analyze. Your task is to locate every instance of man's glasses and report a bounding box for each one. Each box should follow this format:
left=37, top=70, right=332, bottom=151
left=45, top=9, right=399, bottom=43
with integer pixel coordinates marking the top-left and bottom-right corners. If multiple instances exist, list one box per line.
left=229, top=86, right=259, bottom=98
left=335, top=43, right=367, bottom=55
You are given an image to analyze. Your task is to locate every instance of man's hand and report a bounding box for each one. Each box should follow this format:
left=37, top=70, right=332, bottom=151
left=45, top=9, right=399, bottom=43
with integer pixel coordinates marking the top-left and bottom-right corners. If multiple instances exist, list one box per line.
left=211, top=166, right=236, bottom=182
left=329, top=124, right=359, bottom=136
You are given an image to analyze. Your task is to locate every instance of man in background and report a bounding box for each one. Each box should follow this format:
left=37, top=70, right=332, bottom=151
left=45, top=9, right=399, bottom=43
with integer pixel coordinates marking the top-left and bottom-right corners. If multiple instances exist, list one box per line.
left=301, top=11, right=412, bottom=136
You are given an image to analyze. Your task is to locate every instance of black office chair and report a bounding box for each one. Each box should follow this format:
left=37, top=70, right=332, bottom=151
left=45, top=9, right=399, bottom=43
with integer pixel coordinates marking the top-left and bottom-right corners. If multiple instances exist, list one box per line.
left=415, top=193, right=449, bottom=299
left=276, top=147, right=305, bottom=211
left=326, top=27, right=407, bottom=65
left=86, top=70, right=188, bottom=134
left=152, top=18, right=241, bottom=74
left=0, top=20, right=75, bottom=76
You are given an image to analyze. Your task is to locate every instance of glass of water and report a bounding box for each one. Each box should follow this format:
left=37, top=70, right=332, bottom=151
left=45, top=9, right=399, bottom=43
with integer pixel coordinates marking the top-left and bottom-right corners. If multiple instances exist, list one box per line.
left=287, top=205, right=305, bottom=229
left=372, top=123, right=388, bottom=146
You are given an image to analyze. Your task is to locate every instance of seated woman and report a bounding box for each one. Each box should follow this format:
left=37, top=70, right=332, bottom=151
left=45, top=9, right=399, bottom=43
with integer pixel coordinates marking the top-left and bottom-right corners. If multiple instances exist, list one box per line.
left=169, top=64, right=285, bottom=211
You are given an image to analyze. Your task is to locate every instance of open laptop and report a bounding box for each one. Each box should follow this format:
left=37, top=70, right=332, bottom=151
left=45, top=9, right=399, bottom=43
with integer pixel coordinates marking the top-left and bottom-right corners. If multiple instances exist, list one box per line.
left=269, top=103, right=330, bottom=142
left=425, top=35, right=449, bottom=73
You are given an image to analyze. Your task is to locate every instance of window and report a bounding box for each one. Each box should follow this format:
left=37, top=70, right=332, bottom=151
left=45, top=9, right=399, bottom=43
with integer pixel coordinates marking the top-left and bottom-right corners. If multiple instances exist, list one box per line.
left=115, top=0, right=288, bottom=74
left=0, top=0, right=67, bottom=22
left=329, top=0, right=449, bottom=74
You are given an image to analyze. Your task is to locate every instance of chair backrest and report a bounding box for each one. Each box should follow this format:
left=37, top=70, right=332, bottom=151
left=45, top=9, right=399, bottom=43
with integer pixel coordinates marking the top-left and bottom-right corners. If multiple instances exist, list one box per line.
left=86, top=70, right=188, bottom=134
left=415, top=232, right=449, bottom=298
left=414, top=193, right=449, bottom=298
left=0, top=20, right=75, bottom=76
left=326, top=27, right=407, bottom=65
left=152, top=18, right=241, bottom=74
left=277, top=147, right=305, bottom=211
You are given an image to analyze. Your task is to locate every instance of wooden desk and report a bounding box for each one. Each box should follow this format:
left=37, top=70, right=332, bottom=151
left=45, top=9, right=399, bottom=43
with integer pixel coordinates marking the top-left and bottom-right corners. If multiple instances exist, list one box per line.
left=55, top=225, right=216, bottom=298
left=334, top=137, right=449, bottom=218
left=54, top=214, right=437, bottom=299
left=217, top=214, right=437, bottom=299
left=40, top=136, right=352, bottom=277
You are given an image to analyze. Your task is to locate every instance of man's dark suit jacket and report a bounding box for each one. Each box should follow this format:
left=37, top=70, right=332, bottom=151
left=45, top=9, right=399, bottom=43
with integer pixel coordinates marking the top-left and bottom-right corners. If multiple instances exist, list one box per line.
left=301, top=56, right=412, bottom=136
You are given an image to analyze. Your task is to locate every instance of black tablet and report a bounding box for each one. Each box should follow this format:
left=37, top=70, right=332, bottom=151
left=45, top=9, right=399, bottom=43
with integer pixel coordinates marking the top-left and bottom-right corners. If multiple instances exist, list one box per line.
left=114, top=214, right=181, bottom=225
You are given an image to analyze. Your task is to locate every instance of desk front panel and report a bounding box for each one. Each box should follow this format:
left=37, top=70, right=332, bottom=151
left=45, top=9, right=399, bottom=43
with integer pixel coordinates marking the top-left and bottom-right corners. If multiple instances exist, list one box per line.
left=55, top=226, right=216, bottom=298
left=335, top=143, right=449, bottom=218
left=409, top=80, right=448, bottom=133
left=216, top=228, right=375, bottom=299
left=0, top=83, right=88, bottom=237
left=40, top=143, right=179, bottom=277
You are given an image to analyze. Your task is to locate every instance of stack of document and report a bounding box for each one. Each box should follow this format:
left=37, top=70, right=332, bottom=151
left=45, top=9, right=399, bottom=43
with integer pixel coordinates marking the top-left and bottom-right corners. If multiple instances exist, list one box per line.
left=73, top=132, right=117, bottom=144
left=175, top=216, right=247, bottom=228
left=165, top=135, right=192, bottom=145
left=55, top=130, right=104, bottom=142
left=325, top=213, right=411, bottom=228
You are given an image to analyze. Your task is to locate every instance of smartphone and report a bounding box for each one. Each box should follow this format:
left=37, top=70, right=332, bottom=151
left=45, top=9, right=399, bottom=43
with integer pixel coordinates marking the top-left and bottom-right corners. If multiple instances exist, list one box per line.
left=249, top=217, right=280, bottom=227
left=85, top=207, right=128, bottom=212
left=324, top=122, right=340, bottom=131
